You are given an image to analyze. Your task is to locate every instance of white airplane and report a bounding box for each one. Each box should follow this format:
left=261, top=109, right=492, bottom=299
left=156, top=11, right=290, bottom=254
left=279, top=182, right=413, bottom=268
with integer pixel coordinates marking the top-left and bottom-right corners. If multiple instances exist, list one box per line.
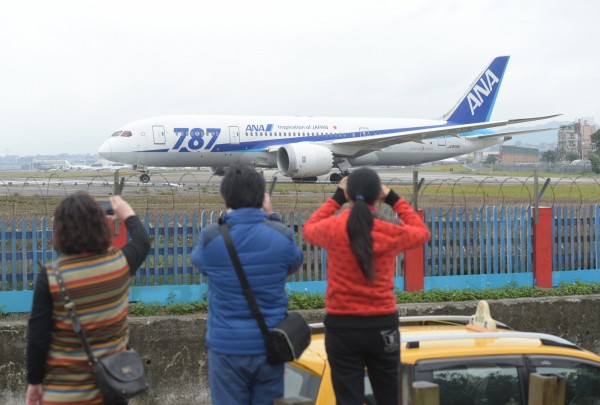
left=67, top=163, right=94, bottom=171
left=98, top=56, right=558, bottom=183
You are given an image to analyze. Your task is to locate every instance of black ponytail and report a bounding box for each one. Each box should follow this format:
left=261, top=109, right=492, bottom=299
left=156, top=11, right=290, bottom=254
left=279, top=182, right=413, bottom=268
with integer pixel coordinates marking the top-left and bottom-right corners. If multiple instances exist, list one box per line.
left=345, top=168, right=381, bottom=283
left=347, top=199, right=375, bottom=281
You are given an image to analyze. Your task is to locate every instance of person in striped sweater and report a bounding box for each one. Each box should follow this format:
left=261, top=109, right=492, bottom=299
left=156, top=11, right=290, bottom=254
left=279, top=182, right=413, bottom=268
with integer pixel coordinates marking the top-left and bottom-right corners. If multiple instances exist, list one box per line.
left=26, top=192, right=150, bottom=405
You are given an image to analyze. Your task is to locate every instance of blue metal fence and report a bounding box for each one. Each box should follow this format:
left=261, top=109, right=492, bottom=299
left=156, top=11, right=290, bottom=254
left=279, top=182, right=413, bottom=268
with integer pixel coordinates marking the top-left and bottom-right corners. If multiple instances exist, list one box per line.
left=425, top=206, right=533, bottom=276
left=2, top=205, right=600, bottom=312
left=553, top=205, right=600, bottom=271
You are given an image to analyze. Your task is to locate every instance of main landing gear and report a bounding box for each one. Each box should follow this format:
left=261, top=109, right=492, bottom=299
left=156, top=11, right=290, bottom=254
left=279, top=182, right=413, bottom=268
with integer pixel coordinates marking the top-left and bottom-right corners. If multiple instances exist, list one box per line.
left=329, top=173, right=343, bottom=183
left=328, top=171, right=349, bottom=184
left=331, top=160, right=351, bottom=183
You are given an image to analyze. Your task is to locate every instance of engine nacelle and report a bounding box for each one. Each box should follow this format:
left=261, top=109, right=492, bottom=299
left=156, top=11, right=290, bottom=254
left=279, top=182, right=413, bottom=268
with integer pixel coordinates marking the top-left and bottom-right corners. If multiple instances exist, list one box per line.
left=277, top=143, right=334, bottom=178
left=209, top=167, right=227, bottom=176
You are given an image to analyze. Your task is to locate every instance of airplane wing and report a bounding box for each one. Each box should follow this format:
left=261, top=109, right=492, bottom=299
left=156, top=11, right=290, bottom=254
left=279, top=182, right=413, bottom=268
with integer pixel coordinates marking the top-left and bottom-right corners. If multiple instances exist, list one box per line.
left=329, top=114, right=560, bottom=152
left=465, top=127, right=557, bottom=140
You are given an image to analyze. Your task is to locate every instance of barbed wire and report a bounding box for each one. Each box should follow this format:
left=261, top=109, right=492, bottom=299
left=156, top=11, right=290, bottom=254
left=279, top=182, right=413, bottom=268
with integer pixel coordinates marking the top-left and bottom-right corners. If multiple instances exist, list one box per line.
left=1, top=170, right=600, bottom=218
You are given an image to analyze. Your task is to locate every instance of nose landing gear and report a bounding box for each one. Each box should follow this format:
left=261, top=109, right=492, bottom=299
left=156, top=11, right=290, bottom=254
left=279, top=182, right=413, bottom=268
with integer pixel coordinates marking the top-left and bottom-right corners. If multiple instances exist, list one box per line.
left=132, top=165, right=151, bottom=183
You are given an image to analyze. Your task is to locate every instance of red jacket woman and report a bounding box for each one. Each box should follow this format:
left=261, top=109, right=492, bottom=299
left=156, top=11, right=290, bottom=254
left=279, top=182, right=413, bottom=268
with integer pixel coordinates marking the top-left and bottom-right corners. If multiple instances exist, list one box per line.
left=302, top=167, right=430, bottom=405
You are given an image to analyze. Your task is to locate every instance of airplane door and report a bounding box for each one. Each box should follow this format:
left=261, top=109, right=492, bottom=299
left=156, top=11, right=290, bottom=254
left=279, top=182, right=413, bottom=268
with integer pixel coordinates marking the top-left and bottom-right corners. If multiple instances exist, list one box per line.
left=438, top=136, right=447, bottom=146
left=153, top=125, right=166, bottom=144
left=359, top=127, right=370, bottom=137
left=229, top=126, right=240, bottom=145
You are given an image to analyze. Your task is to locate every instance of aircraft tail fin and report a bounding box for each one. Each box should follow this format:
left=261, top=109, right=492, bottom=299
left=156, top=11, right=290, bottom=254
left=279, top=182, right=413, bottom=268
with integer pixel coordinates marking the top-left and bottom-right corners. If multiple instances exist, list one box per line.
left=442, top=56, right=510, bottom=125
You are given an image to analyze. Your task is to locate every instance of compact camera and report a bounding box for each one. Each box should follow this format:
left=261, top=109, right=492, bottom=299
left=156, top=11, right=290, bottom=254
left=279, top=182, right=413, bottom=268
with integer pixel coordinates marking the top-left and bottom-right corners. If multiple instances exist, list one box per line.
left=98, top=199, right=114, bottom=215
left=97, top=177, right=125, bottom=215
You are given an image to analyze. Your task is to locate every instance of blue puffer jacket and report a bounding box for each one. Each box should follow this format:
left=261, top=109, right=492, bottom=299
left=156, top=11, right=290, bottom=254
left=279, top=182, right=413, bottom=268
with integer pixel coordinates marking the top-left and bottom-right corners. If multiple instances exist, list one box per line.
left=191, top=208, right=303, bottom=355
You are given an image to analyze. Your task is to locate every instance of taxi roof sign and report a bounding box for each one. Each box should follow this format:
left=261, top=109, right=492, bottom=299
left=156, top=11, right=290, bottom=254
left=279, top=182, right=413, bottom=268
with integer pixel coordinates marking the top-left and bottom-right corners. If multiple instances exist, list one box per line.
left=467, top=300, right=498, bottom=332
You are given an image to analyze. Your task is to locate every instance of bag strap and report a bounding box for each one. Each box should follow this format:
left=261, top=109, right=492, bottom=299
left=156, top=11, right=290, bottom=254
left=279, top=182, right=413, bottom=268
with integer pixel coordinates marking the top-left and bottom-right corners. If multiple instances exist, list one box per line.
left=52, top=261, right=98, bottom=366
left=219, top=224, right=270, bottom=337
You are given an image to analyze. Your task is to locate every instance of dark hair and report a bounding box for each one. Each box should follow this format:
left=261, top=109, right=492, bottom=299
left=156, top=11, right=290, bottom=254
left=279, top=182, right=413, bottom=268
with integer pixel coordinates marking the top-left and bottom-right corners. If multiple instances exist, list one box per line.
left=52, top=191, right=112, bottom=255
left=345, top=167, right=381, bottom=282
left=220, top=161, right=265, bottom=209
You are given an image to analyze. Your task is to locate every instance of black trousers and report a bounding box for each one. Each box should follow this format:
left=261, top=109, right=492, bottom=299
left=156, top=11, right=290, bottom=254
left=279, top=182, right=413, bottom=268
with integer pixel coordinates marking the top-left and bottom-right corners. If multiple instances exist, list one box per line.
left=325, top=326, right=400, bottom=405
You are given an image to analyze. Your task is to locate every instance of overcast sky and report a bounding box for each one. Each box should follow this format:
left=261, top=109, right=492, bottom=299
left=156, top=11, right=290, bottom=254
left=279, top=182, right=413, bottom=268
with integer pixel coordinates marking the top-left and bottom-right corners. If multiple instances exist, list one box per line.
left=1, top=0, right=598, bottom=156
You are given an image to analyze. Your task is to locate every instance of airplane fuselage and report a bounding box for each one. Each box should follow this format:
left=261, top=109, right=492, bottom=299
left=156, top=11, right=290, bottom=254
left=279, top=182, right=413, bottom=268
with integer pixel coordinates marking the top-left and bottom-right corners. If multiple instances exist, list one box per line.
left=99, top=115, right=500, bottom=172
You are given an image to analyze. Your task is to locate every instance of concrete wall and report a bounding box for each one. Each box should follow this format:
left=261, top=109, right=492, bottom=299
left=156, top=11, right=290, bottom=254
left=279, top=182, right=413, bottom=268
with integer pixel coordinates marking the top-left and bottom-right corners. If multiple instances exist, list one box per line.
left=2, top=295, right=600, bottom=404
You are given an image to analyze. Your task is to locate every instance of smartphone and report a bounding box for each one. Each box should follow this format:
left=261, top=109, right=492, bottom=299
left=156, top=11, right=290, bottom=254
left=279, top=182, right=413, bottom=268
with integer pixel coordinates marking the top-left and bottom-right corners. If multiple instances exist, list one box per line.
left=117, top=177, right=125, bottom=195
left=268, top=176, right=277, bottom=196
left=98, top=199, right=114, bottom=215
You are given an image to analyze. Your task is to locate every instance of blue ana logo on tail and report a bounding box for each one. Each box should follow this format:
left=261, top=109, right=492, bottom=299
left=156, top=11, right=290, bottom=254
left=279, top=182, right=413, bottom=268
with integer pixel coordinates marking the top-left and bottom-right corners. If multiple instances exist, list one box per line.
left=467, top=69, right=499, bottom=116
left=445, top=55, right=509, bottom=125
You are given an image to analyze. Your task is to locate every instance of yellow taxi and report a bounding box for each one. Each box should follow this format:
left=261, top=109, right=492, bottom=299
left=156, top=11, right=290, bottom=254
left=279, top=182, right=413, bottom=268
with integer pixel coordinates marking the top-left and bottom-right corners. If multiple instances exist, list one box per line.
left=282, top=301, right=600, bottom=404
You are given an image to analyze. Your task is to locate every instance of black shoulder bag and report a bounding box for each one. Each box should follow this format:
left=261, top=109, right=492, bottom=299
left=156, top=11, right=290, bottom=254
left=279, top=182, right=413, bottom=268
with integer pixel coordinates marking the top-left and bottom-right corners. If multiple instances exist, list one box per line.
left=52, top=262, right=149, bottom=404
left=220, top=224, right=311, bottom=364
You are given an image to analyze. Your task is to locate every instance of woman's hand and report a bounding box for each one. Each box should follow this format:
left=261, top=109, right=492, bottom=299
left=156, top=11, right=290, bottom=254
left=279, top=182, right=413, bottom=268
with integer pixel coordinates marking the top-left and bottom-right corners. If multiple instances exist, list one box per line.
left=109, top=195, right=135, bottom=221
left=338, top=176, right=348, bottom=192
left=380, top=184, right=391, bottom=199
left=338, top=177, right=351, bottom=203
left=26, top=384, right=43, bottom=405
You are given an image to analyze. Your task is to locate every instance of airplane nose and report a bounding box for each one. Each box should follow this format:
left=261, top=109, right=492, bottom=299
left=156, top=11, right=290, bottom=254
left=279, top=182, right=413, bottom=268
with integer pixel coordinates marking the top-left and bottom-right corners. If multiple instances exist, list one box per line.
left=98, top=139, right=112, bottom=160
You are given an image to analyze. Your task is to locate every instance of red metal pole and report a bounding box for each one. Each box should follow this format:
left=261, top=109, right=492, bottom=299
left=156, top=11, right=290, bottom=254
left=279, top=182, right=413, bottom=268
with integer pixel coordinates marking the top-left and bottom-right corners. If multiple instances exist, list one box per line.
left=532, top=207, right=553, bottom=288
left=404, top=210, right=425, bottom=292
left=107, top=218, right=127, bottom=249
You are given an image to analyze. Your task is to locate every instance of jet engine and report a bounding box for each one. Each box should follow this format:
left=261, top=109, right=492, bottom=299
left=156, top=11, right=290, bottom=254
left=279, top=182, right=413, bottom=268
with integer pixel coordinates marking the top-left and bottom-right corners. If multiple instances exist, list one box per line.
left=276, top=143, right=334, bottom=178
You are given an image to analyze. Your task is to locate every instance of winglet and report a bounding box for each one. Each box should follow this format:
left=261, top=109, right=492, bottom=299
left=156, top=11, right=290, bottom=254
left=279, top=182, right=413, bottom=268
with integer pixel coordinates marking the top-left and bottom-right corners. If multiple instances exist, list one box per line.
left=443, top=56, right=510, bottom=125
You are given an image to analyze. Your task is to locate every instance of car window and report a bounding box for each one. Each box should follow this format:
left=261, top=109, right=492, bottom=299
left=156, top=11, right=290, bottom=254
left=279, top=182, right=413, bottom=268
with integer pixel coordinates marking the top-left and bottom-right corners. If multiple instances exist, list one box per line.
left=432, top=365, right=521, bottom=405
left=415, top=357, right=525, bottom=405
left=529, top=356, right=600, bottom=405
left=284, top=364, right=321, bottom=401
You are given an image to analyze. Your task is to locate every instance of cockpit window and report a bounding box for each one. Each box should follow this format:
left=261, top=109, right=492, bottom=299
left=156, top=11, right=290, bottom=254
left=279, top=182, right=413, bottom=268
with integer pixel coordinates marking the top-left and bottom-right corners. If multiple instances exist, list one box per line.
left=111, top=131, right=123, bottom=137
left=120, top=131, right=132, bottom=137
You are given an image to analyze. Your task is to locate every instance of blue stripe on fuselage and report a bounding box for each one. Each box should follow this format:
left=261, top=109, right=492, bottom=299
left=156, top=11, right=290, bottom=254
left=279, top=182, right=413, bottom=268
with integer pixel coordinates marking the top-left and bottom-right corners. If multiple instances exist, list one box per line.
left=138, top=122, right=481, bottom=153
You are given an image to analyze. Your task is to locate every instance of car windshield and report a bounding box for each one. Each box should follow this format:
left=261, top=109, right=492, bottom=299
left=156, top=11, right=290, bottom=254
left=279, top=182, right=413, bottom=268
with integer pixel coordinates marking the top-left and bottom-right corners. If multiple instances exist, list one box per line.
left=284, top=364, right=321, bottom=401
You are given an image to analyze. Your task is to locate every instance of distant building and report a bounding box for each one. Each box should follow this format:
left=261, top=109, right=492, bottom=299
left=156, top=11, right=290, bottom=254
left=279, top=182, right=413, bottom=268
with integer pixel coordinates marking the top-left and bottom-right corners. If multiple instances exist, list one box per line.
left=557, top=117, right=596, bottom=161
left=0, top=155, right=22, bottom=171
left=499, top=145, right=539, bottom=165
